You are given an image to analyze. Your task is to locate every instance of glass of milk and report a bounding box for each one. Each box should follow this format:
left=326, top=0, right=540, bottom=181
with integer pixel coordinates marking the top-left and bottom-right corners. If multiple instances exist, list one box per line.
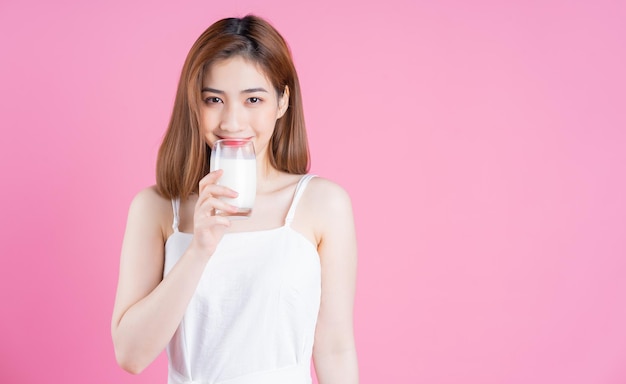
left=209, top=139, right=257, bottom=218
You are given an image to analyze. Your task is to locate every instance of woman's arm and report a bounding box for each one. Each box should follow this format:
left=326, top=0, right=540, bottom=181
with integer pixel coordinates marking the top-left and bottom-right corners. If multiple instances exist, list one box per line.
left=111, top=172, right=236, bottom=374
left=311, top=179, right=359, bottom=384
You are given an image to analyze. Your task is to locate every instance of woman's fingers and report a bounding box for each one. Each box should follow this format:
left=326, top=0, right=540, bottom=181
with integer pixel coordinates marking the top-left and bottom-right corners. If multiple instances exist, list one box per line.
left=196, top=169, right=238, bottom=216
left=198, top=169, right=238, bottom=204
left=189, top=170, right=242, bottom=255
left=199, top=168, right=223, bottom=186
left=197, top=195, right=238, bottom=216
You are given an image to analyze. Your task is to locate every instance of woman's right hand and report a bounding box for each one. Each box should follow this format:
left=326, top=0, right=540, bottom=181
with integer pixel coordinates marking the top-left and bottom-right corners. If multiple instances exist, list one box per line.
left=112, top=176, right=237, bottom=373
left=190, top=169, right=238, bottom=257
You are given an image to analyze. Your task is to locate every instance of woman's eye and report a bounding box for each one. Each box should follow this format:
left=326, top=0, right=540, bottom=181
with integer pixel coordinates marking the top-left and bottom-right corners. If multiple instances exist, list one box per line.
left=205, top=97, right=222, bottom=104
left=248, top=97, right=261, bottom=104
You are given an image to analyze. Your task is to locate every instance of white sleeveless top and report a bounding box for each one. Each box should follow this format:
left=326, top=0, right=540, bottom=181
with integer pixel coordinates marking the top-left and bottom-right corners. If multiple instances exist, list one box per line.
left=163, top=175, right=321, bottom=384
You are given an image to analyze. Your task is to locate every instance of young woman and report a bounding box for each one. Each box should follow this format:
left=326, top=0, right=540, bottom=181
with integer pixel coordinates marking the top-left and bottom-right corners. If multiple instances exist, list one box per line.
left=111, top=15, right=358, bottom=384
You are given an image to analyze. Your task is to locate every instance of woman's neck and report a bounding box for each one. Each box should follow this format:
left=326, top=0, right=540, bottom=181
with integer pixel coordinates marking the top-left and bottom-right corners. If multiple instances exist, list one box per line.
left=256, top=156, right=282, bottom=193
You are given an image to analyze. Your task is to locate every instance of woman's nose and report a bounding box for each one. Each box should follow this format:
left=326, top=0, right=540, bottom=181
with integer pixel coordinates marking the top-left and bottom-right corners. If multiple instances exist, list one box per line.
left=219, top=104, right=243, bottom=132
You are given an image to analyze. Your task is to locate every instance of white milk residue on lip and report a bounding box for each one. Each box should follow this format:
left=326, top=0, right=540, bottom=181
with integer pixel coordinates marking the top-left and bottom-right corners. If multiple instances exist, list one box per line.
left=212, top=157, right=257, bottom=208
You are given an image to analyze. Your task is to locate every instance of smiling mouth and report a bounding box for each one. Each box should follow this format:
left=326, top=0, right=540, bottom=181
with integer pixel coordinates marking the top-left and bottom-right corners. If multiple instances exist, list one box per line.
left=216, top=136, right=253, bottom=140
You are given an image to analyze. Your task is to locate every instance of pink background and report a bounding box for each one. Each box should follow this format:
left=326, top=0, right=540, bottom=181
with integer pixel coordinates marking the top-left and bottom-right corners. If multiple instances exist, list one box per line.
left=1, top=0, right=625, bottom=383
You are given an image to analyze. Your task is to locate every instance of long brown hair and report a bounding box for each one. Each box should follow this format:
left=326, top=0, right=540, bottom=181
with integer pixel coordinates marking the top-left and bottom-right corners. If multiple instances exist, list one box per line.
left=156, top=15, right=309, bottom=199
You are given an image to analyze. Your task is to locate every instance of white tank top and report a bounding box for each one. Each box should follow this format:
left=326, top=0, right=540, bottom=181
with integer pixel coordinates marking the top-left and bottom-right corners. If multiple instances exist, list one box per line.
left=163, top=175, right=320, bottom=384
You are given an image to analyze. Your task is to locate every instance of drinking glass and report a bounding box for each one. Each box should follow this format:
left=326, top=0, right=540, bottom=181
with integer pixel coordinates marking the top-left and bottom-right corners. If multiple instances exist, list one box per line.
left=209, top=139, right=257, bottom=218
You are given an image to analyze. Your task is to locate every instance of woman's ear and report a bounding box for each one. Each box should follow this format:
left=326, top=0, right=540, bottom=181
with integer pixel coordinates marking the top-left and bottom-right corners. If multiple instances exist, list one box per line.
left=277, top=85, right=290, bottom=119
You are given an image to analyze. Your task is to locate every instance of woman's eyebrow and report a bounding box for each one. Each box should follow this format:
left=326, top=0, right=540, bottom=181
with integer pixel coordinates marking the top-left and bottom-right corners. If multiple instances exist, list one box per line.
left=201, top=87, right=224, bottom=94
left=201, top=87, right=269, bottom=94
left=241, top=87, right=268, bottom=93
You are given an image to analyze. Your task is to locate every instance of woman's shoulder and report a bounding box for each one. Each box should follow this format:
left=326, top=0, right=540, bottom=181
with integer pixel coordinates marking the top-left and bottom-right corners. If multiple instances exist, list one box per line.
left=130, top=185, right=171, bottom=207
left=304, top=175, right=353, bottom=215
left=308, top=175, right=351, bottom=199
left=126, top=186, right=173, bottom=229
left=299, top=175, right=355, bottom=248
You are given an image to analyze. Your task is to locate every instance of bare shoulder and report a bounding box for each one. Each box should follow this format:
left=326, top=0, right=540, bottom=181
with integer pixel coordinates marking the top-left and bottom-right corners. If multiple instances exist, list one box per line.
left=129, top=186, right=170, bottom=212
left=303, top=176, right=353, bottom=212
left=299, top=176, right=355, bottom=244
left=126, top=186, right=173, bottom=241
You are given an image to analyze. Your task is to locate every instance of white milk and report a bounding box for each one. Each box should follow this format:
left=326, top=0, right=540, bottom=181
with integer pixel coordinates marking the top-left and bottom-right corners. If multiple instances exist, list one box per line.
left=211, top=157, right=257, bottom=210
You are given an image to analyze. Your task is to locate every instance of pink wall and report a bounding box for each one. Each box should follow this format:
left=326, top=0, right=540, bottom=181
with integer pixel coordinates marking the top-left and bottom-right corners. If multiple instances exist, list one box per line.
left=1, top=0, right=625, bottom=383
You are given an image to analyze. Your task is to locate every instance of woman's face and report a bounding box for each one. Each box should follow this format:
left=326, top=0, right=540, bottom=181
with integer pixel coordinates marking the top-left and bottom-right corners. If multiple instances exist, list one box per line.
left=200, top=56, right=288, bottom=162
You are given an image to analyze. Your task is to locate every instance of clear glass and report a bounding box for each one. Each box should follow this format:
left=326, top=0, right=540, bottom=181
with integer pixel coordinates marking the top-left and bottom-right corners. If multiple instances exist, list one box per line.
left=209, top=139, right=257, bottom=218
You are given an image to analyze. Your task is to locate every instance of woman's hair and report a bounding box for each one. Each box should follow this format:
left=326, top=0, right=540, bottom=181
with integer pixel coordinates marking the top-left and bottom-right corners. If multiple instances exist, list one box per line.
left=156, top=15, right=309, bottom=199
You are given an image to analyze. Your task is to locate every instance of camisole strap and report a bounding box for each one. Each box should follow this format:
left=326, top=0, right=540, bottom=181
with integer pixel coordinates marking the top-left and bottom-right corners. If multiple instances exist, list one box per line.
left=171, top=197, right=180, bottom=233
left=285, top=174, right=317, bottom=227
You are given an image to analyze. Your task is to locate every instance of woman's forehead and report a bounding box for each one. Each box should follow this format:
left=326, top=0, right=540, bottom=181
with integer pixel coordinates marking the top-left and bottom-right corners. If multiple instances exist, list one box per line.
left=203, top=56, right=273, bottom=90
